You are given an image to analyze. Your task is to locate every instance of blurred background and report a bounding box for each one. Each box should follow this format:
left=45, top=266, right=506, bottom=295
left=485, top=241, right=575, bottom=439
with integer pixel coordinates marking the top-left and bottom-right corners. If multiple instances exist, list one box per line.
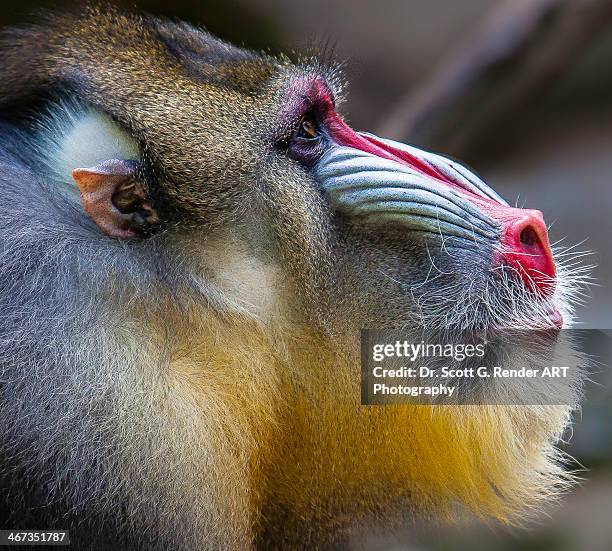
left=2, top=0, right=611, bottom=549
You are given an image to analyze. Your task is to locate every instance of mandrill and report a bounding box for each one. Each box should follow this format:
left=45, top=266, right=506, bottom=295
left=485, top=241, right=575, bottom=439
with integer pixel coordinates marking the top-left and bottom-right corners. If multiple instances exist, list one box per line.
left=0, top=5, right=588, bottom=550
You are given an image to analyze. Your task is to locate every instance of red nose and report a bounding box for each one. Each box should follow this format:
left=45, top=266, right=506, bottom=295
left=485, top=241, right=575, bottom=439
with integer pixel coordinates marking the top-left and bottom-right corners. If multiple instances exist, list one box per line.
left=495, top=207, right=556, bottom=294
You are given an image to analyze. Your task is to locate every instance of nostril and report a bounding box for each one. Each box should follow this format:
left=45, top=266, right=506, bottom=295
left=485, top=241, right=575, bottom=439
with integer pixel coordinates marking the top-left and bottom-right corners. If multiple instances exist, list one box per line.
left=496, top=210, right=556, bottom=295
left=519, top=226, right=539, bottom=248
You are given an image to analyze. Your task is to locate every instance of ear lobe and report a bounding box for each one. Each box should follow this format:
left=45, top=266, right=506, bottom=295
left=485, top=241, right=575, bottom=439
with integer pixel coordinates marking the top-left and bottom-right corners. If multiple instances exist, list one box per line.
left=71, top=159, right=159, bottom=239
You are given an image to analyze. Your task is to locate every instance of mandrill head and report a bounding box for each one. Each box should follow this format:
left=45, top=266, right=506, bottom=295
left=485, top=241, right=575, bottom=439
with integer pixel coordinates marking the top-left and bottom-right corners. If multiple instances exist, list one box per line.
left=0, top=5, right=590, bottom=549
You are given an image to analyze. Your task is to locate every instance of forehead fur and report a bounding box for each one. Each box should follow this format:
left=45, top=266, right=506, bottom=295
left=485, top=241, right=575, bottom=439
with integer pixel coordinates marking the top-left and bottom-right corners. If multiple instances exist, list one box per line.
left=151, top=19, right=276, bottom=95
left=0, top=5, right=345, bottom=126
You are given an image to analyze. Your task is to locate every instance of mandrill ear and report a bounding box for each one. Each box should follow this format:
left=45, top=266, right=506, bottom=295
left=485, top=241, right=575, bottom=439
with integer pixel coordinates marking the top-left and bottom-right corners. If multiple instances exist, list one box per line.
left=72, top=159, right=159, bottom=239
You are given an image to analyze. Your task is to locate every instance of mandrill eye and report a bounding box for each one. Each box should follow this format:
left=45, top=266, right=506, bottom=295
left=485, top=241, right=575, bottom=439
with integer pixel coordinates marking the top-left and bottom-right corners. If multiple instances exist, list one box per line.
left=296, top=115, right=319, bottom=140
left=282, top=111, right=327, bottom=166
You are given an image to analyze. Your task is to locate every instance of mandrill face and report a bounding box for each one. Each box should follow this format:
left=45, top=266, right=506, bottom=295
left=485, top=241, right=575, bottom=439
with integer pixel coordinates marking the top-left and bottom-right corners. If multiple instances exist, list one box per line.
left=262, top=75, right=573, bottom=334
left=123, top=28, right=576, bottom=338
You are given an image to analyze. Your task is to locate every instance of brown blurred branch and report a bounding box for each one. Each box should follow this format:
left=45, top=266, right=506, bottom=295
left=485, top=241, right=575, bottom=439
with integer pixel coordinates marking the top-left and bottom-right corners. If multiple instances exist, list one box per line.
left=376, top=0, right=612, bottom=157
